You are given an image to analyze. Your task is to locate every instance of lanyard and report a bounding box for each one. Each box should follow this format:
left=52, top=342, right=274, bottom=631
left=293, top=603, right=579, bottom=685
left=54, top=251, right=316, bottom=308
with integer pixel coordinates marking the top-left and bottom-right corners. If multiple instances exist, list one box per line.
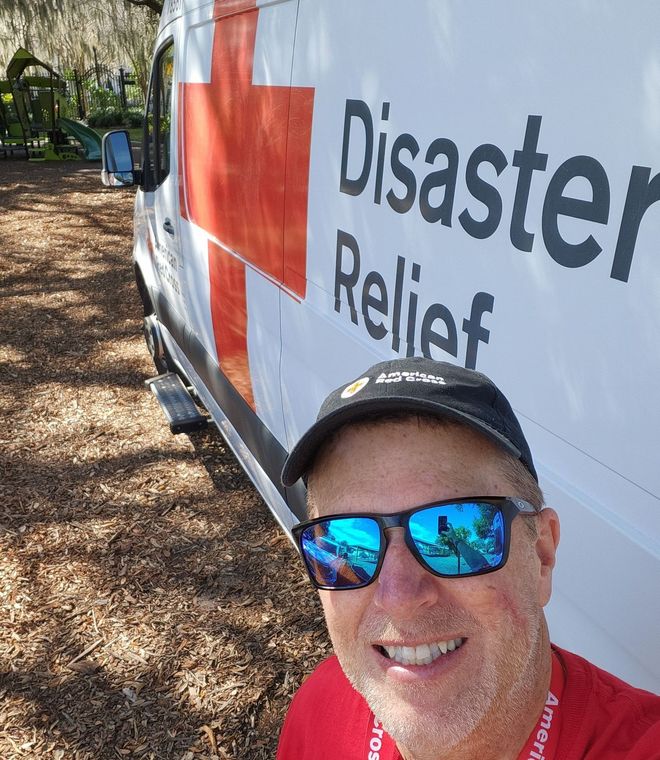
left=518, top=651, right=565, bottom=760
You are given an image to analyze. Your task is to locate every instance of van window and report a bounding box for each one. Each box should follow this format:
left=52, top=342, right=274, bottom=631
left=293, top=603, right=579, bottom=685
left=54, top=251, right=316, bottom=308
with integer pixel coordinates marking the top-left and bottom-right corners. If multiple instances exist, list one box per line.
left=144, top=41, right=174, bottom=189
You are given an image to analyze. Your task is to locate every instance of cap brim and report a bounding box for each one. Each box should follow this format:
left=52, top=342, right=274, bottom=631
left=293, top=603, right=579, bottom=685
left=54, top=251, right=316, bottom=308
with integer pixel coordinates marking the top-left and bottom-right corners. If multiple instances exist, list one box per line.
left=281, top=395, right=522, bottom=487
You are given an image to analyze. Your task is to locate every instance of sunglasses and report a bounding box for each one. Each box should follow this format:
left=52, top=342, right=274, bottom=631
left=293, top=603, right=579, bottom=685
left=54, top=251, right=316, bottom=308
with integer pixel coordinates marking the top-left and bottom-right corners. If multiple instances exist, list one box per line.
left=292, top=496, right=538, bottom=590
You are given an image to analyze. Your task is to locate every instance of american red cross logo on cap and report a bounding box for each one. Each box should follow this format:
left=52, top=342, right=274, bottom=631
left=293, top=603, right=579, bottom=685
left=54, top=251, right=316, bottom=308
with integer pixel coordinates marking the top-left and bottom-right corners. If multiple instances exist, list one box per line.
left=341, top=378, right=370, bottom=399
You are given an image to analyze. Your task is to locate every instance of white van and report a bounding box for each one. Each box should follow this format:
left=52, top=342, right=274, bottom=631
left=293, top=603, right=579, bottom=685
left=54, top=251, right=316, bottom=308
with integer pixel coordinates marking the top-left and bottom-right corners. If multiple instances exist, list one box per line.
left=102, top=0, right=660, bottom=693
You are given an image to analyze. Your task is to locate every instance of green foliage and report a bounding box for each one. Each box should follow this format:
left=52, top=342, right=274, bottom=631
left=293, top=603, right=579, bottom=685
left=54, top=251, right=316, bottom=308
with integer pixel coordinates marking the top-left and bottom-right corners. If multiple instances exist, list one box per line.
left=87, top=106, right=122, bottom=127
left=473, top=505, right=497, bottom=540
left=87, top=84, right=121, bottom=112
left=0, top=1, right=159, bottom=99
left=124, top=108, right=142, bottom=127
left=87, top=106, right=142, bottom=128
left=437, top=525, right=472, bottom=553
left=473, top=515, right=493, bottom=540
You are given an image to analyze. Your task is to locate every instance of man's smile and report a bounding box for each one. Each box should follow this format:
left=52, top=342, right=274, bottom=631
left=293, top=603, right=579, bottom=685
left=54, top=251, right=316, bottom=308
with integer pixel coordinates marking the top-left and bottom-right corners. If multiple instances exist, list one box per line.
left=375, top=637, right=466, bottom=666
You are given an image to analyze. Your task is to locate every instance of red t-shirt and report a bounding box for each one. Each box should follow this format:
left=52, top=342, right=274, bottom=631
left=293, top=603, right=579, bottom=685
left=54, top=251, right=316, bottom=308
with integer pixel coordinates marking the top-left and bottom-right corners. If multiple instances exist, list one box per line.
left=276, top=646, right=660, bottom=759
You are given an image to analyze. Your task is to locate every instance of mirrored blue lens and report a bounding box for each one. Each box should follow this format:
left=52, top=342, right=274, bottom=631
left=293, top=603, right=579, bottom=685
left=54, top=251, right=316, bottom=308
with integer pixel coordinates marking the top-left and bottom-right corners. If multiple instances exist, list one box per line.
left=408, top=502, right=505, bottom=576
left=300, top=517, right=381, bottom=588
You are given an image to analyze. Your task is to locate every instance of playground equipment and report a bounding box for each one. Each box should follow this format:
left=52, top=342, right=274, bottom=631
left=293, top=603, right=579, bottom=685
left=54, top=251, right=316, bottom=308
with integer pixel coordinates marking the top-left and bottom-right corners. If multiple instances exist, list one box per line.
left=57, top=116, right=101, bottom=160
left=1, top=48, right=101, bottom=160
left=0, top=73, right=34, bottom=156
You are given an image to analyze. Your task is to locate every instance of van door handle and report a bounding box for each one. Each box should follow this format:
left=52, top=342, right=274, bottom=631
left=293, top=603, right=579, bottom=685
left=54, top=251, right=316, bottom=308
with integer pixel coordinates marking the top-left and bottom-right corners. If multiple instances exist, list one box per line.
left=163, top=218, right=175, bottom=236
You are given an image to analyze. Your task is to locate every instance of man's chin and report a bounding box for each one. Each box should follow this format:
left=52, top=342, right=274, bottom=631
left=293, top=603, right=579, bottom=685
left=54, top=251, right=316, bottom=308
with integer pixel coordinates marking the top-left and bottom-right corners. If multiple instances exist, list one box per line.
left=342, top=655, right=496, bottom=754
left=363, top=688, right=472, bottom=755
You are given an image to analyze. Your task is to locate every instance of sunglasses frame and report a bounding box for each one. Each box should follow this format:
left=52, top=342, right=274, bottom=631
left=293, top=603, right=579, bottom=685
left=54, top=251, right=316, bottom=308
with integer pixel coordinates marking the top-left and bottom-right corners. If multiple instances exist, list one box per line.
left=292, top=496, right=539, bottom=590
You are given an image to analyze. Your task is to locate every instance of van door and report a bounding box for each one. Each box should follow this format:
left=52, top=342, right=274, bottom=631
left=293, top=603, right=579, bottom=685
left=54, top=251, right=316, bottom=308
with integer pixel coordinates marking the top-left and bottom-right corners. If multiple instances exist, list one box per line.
left=142, top=38, right=186, bottom=326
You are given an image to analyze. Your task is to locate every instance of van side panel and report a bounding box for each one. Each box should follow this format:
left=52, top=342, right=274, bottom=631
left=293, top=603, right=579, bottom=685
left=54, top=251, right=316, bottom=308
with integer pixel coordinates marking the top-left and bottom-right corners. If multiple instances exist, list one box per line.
left=279, top=0, right=660, bottom=691
left=142, top=0, right=658, bottom=692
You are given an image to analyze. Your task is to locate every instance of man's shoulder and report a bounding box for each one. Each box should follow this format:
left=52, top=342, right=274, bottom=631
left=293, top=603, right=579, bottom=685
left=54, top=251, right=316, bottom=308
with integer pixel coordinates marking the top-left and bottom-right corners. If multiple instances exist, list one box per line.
left=555, top=646, right=660, bottom=759
left=277, top=656, right=400, bottom=760
left=296, top=653, right=349, bottom=694
left=279, top=654, right=368, bottom=734
left=557, top=645, right=660, bottom=713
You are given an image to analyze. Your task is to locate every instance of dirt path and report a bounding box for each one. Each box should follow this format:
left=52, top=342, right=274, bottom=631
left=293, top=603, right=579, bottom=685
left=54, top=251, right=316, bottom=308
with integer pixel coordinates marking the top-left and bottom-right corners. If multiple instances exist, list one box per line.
left=0, top=161, right=329, bottom=759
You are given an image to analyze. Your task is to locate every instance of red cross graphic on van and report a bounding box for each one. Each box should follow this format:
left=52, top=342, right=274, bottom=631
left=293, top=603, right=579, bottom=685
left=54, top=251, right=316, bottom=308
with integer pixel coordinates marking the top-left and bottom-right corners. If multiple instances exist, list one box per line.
left=180, top=0, right=314, bottom=408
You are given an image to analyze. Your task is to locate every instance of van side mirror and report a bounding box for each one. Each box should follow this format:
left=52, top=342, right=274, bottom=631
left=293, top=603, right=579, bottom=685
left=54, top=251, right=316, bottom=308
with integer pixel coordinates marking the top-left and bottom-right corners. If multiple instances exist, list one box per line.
left=101, top=130, right=137, bottom=187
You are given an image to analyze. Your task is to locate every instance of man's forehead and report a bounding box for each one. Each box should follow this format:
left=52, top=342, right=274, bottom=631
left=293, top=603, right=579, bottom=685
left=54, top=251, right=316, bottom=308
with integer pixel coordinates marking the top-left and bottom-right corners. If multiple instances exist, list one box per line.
left=308, top=414, right=508, bottom=493
left=314, top=413, right=493, bottom=464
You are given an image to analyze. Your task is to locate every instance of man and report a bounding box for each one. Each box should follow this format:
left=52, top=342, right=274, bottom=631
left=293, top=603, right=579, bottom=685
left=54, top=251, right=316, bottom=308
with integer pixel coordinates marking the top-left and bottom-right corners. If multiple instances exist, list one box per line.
left=277, top=357, right=660, bottom=760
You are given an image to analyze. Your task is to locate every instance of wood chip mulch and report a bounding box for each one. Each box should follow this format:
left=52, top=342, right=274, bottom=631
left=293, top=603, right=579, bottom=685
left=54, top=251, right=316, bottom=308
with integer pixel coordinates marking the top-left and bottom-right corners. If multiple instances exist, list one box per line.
left=0, top=160, right=330, bottom=759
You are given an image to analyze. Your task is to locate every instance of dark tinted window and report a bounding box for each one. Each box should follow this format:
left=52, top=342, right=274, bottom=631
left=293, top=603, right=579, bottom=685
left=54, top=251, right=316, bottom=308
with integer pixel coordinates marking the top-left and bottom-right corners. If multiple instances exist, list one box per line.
left=144, top=41, right=174, bottom=189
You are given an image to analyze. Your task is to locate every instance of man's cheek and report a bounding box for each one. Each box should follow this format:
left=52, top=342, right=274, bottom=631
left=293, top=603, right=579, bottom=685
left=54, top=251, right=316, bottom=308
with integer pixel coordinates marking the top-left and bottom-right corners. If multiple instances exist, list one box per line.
left=478, top=583, right=534, bottom=633
left=319, top=589, right=346, bottom=622
left=319, top=591, right=357, bottom=645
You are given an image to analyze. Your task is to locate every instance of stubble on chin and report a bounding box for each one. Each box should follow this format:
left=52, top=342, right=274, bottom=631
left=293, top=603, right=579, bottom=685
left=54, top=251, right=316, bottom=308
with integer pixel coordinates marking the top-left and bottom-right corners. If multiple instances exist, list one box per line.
left=333, top=607, right=547, bottom=760
left=345, top=653, right=499, bottom=757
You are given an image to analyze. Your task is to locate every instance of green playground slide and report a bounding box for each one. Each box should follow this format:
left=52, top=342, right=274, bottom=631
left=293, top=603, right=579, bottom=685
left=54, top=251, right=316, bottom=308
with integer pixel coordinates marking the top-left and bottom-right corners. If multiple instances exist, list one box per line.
left=57, top=117, right=102, bottom=160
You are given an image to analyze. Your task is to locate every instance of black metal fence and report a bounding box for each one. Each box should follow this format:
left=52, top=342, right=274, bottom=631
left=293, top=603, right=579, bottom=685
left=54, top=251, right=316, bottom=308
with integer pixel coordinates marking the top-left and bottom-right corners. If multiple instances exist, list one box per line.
left=63, top=64, right=145, bottom=120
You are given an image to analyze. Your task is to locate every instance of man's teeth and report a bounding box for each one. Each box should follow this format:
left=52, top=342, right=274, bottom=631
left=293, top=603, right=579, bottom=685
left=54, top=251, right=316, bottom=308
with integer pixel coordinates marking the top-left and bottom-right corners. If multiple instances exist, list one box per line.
left=382, top=638, right=465, bottom=665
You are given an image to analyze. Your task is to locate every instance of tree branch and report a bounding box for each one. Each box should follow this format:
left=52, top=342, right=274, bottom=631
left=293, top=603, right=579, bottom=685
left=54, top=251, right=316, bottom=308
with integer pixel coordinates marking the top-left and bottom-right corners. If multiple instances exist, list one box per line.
left=124, top=0, right=163, bottom=15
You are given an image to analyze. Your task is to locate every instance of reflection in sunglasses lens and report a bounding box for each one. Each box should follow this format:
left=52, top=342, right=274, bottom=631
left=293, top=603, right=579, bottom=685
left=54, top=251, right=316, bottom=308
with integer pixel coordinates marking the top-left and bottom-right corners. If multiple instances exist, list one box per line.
left=409, top=503, right=505, bottom=575
left=301, top=517, right=381, bottom=588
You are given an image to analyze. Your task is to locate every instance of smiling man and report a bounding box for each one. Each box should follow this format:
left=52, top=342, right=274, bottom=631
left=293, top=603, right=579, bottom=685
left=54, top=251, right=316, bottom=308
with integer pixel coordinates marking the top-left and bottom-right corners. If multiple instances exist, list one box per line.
left=277, top=357, right=660, bottom=760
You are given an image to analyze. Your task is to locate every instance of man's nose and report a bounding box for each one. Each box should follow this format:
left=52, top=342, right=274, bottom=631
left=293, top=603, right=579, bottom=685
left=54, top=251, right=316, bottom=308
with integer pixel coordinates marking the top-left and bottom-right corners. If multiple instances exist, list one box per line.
left=372, top=529, right=440, bottom=616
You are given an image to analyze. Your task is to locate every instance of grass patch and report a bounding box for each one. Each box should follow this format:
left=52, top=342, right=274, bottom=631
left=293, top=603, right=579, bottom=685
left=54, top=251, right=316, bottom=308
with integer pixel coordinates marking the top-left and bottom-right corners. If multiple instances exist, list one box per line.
left=92, top=125, right=143, bottom=144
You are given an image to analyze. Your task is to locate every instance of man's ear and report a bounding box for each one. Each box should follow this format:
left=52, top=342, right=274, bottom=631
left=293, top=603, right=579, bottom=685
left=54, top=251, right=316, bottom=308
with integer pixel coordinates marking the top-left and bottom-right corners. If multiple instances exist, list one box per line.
left=535, top=508, right=560, bottom=607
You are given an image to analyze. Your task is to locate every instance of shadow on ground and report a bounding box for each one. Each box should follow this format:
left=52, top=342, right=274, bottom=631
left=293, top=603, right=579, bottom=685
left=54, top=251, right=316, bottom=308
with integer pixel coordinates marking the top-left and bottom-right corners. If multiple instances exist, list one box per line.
left=0, top=161, right=328, bottom=759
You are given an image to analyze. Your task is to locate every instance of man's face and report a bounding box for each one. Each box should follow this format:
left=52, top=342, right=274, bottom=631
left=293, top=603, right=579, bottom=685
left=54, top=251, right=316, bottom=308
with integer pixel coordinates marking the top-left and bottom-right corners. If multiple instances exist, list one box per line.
left=308, top=418, right=558, bottom=758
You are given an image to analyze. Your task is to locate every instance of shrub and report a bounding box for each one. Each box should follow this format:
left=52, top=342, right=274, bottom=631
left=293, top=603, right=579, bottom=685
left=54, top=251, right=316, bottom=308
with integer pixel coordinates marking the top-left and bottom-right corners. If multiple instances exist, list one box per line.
left=124, top=109, right=143, bottom=128
left=87, top=85, right=121, bottom=112
left=87, top=106, right=142, bottom=129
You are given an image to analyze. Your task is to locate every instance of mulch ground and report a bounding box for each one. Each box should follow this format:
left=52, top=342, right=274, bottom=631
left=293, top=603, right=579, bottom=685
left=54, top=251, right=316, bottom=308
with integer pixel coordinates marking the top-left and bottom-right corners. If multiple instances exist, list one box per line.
left=0, top=160, right=329, bottom=759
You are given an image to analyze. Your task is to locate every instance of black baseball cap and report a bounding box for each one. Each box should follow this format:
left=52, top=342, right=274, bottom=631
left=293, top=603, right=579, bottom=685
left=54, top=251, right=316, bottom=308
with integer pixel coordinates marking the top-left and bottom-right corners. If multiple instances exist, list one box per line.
left=281, top=357, right=537, bottom=486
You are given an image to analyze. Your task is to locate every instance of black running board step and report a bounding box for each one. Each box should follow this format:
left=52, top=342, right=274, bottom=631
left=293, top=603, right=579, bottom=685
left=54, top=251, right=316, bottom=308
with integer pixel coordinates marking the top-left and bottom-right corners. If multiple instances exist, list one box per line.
left=145, top=373, right=208, bottom=434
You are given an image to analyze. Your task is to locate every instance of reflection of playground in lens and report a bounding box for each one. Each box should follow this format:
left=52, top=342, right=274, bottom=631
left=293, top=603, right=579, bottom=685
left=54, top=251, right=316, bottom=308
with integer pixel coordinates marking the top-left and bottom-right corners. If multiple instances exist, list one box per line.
left=302, top=518, right=380, bottom=587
